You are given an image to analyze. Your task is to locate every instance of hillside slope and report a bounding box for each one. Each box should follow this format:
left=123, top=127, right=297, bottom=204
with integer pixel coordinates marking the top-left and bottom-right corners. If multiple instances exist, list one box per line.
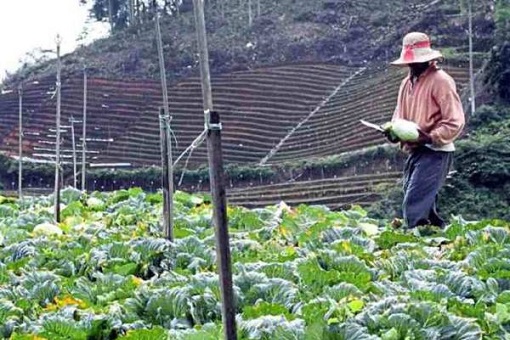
left=1, top=0, right=494, bottom=86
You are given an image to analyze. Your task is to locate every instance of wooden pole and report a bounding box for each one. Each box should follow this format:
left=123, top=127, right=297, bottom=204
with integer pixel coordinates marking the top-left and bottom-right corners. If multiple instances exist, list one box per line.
left=219, top=0, right=225, bottom=18
left=159, top=108, right=173, bottom=241
left=108, top=0, right=114, bottom=32
left=193, top=1, right=237, bottom=338
left=18, top=84, right=23, bottom=201
left=156, top=12, right=174, bottom=241
left=70, top=117, right=77, bottom=188
left=54, top=35, right=62, bottom=223
left=248, top=0, right=253, bottom=26
left=468, top=0, right=476, bottom=115
left=129, top=0, right=135, bottom=25
left=81, top=67, right=87, bottom=191
left=193, top=0, right=213, bottom=109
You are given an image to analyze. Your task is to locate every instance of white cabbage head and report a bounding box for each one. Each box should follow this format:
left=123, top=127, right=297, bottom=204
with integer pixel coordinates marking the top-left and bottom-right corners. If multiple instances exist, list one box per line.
left=388, top=119, right=420, bottom=142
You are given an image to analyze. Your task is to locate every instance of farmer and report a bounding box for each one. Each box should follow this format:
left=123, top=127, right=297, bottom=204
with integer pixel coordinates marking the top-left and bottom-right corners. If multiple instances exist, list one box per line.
left=387, top=32, right=465, bottom=229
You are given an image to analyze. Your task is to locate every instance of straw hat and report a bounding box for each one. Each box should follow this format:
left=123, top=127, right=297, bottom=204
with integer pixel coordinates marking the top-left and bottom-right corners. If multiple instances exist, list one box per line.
left=391, top=32, right=443, bottom=66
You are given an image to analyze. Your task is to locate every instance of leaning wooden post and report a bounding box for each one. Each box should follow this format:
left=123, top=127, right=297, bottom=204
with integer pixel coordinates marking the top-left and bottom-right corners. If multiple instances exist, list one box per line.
left=54, top=35, right=62, bottom=223
left=70, top=117, right=77, bottom=188
left=159, top=108, right=173, bottom=241
left=18, top=84, right=23, bottom=201
left=81, top=66, right=87, bottom=191
left=193, top=0, right=237, bottom=338
left=155, top=12, right=174, bottom=241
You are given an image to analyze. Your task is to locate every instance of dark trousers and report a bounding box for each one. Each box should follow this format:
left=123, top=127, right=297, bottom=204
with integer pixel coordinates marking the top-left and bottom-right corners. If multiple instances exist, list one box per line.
left=402, top=146, right=453, bottom=229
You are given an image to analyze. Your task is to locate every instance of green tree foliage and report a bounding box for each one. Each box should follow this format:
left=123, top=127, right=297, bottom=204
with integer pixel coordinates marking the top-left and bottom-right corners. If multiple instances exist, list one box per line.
left=80, top=0, right=181, bottom=32
left=94, top=0, right=129, bottom=31
left=440, top=111, right=510, bottom=220
left=484, top=0, right=510, bottom=103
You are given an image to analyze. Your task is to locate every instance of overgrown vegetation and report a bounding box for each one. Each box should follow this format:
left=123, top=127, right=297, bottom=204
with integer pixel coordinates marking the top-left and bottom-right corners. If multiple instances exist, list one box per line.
left=484, top=0, right=510, bottom=103
left=440, top=105, right=510, bottom=220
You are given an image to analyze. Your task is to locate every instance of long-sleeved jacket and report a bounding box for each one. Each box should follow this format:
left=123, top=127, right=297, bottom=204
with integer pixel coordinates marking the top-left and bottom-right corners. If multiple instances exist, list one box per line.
left=392, top=64, right=465, bottom=151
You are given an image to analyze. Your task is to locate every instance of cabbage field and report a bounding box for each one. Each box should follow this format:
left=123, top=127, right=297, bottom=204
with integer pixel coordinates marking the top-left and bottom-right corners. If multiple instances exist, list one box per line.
left=0, top=187, right=510, bottom=339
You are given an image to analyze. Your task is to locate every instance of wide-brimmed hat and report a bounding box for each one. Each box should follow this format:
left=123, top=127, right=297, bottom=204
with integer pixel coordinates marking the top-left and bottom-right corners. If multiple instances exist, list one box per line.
left=391, top=32, right=443, bottom=66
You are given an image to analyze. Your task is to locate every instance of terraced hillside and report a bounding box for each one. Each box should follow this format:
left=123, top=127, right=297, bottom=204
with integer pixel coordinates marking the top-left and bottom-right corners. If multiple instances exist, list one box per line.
left=0, top=64, right=357, bottom=167
left=103, top=64, right=357, bottom=165
left=0, top=75, right=161, bottom=164
left=0, top=77, right=57, bottom=156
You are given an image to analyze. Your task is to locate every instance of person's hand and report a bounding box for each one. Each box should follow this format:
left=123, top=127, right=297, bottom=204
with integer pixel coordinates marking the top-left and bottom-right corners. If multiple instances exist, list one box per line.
left=400, top=130, right=432, bottom=153
left=382, top=130, right=399, bottom=144
left=416, top=129, right=432, bottom=144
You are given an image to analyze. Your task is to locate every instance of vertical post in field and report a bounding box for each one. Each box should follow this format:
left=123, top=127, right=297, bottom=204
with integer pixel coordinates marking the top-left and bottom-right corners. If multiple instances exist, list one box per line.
left=81, top=66, right=87, bottom=191
left=193, top=0, right=237, bottom=339
left=54, top=35, right=62, bottom=223
left=18, top=84, right=23, bottom=201
left=156, top=13, right=174, bottom=241
left=70, top=117, right=77, bottom=188
left=468, top=0, right=476, bottom=115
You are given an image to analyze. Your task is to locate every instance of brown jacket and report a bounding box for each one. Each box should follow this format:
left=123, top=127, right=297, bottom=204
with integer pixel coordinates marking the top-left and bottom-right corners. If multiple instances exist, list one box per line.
left=392, top=64, right=465, bottom=149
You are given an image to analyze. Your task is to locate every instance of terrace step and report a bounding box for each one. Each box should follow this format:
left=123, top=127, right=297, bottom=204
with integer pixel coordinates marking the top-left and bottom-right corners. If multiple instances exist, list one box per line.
left=227, top=172, right=400, bottom=210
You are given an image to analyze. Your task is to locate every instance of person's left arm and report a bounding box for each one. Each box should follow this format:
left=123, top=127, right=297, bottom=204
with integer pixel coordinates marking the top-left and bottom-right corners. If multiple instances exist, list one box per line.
left=428, top=74, right=466, bottom=146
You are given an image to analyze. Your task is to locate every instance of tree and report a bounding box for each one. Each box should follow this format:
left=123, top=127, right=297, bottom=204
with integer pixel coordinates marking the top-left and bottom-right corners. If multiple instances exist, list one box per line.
left=79, top=0, right=129, bottom=31
left=79, top=0, right=181, bottom=32
left=484, top=0, right=510, bottom=103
